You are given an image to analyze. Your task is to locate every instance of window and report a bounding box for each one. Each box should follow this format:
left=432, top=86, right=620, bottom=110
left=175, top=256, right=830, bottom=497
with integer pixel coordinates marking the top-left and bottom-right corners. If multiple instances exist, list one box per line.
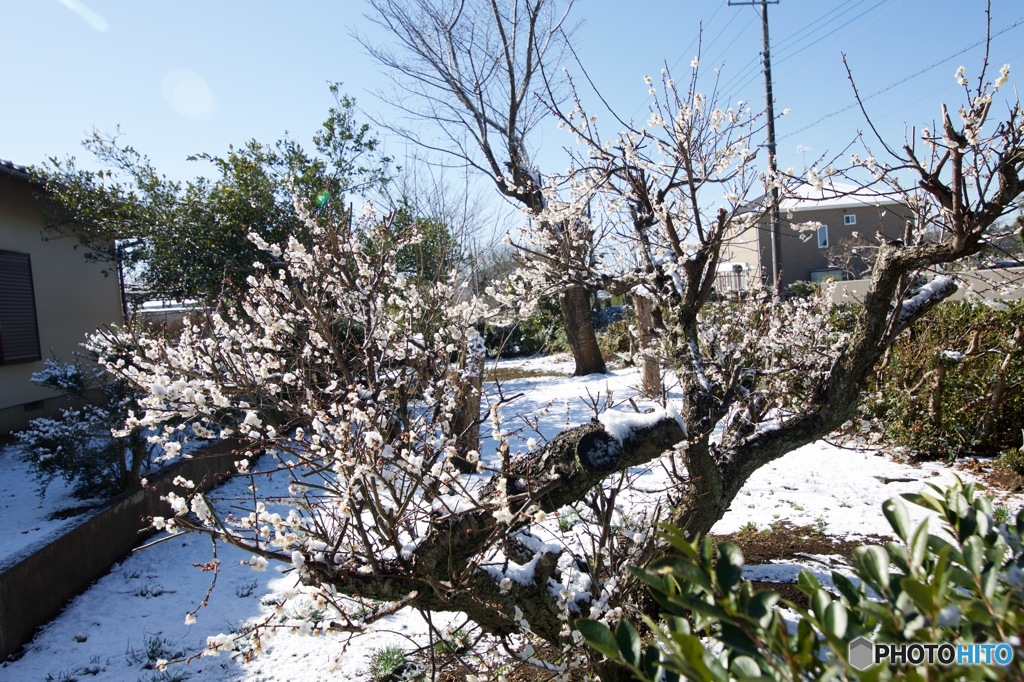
left=0, top=250, right=41, bottom=365
left=844, top=214, right=856, bottom=226
left=817, top=224, right=829, bottom=249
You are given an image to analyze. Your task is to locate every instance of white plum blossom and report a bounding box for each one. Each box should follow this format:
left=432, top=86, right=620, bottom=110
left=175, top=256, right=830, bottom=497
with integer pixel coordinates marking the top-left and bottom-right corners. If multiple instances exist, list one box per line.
left=995, top=63, right=1010, bottom=90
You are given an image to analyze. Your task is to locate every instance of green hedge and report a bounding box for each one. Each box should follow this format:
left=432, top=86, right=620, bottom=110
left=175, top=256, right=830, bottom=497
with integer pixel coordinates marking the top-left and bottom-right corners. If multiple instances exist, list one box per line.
left=579, top=479, right=1024, bottom=681
left=863, top=300, right=1024, bottom=460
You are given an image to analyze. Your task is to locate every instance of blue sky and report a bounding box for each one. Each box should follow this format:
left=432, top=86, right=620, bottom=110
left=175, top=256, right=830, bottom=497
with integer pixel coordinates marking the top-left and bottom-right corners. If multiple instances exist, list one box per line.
left=2, top=1, right=1022, bottom=187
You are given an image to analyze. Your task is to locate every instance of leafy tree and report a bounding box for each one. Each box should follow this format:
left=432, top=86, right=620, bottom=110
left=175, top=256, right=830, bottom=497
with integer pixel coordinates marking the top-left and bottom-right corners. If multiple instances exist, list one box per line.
left=39, top=85, right=389, bottom=304
left=383, top=200, right=463, bottom=285
left=862, top=300, right=1024, bottom=459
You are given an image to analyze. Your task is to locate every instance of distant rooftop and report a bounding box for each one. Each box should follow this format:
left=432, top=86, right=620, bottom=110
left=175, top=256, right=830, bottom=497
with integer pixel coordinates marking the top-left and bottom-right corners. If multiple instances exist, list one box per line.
left=742, top=180, right=905, bottom=214
left=779, top=180, right=903, bottom=212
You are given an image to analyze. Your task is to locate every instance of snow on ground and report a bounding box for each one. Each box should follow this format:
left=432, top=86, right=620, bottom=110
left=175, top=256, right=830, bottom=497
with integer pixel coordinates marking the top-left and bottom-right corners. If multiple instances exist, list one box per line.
left=715, top=441, right=972, bottom=537
left=0, top=441, right=100, bottom=569
left=0, top=436, right=211, bottom=570
left=2, top=355, right=1022, bottom=681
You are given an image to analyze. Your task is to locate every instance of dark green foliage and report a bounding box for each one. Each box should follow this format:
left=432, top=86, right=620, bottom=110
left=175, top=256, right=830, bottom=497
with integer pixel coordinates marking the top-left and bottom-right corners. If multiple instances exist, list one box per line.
left=863, top=300, right=1024, bottom=459
left=16, top=358, right=152, bottom=499
left=785, top=280, right=820, bottom=298
left=597, top=316, right=635, bottom=361
left=38, top=85, right=389, bottom=304
left=372, top=202, right=462, bottom=285
left=482, top=296, right=567, bottom=357
left=578, top=479, right=1024, bottom=681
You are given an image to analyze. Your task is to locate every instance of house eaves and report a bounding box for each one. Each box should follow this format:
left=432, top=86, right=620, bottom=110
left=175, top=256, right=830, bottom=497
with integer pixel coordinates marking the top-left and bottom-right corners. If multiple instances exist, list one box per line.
left=0, top=159, right=45, bottom=191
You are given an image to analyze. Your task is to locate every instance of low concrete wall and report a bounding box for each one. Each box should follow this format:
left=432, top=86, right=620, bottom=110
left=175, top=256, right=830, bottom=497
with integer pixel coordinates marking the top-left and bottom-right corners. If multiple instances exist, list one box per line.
left=830, top=266, right=1024, bottom=304
left=0, top=440, right=244, bottom=660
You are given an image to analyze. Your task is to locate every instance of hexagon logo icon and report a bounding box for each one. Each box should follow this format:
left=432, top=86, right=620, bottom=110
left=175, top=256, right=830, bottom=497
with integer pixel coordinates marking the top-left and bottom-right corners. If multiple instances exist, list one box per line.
left=849, top=636, right=875, bottom=671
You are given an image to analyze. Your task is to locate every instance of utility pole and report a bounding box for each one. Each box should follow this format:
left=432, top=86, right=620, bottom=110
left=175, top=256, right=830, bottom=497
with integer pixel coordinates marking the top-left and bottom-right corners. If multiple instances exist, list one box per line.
left=729, top=0, right=782, bottom=294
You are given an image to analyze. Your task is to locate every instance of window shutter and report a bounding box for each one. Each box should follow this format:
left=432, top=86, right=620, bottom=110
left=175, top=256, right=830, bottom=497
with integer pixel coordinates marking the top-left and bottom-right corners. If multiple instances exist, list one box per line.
left=0, top=250, right=41, bottom=365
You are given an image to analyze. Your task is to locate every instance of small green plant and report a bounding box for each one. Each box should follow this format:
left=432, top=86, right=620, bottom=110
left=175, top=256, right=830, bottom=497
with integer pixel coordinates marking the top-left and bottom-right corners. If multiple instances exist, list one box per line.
left=368, top=646, right=407, bottom=682
left=79, top=657, right=103, bottom=676
left=433, top=628, right=469, bottom=656
left=578, top=478, right=1024, bottom=681
left=1001, top=445, right=1024, bottom=476
left=558, top=509, right=580, bottom=532
left=814, top=516, right=828, bottom=534
left=786, top=280, right=820, bottom=298
left=42, top=657, right=106, bottom=681
left=74, top=634, right=88, bottom=643
left=44, top=671, right=79, bottom=682
left=147, top=670, right=189, bottom=682
left=235, top=579, right=258, bottom=598
left=131, top=584, right=166, bottom=598
left=125, top=634, right=184, bottom=670
left=15, top=357, right=156, bottom=498
left=733, top=522, right=767, bottom=543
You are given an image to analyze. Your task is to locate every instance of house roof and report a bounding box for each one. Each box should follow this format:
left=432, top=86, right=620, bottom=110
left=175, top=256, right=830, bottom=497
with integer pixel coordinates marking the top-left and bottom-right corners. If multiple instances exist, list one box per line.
left=0, top=158, right=44, bottom=189
left=779, top=180, right=903, bottom=212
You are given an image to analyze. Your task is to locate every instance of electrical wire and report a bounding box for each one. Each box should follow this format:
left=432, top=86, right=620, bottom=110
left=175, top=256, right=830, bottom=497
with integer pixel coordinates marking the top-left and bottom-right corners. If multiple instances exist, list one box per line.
left=666, top=0, right=726, bottom=73
left=719, top=0, right=868, bottom=97
left=727, top=0, right=891, bottom=98
left=779, top=14, right=1024, bottom=141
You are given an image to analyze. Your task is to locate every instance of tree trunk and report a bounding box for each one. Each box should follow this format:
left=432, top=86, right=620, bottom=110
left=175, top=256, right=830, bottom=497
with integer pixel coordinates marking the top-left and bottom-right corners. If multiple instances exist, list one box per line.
left=124, top=429, right=149, bottom=491
left=982, top=325, right=1023, bottom=438
left=634, top=294, right=662, bottom=397
left=451, top=329, right=486, bottom=473
left=929, top=359, right=947, bottom=429
left=560, top=286, right=607, bottom=376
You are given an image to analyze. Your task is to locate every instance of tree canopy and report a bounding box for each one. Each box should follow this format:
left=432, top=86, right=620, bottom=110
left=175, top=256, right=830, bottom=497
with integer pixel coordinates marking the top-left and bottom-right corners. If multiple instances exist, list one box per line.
left=40, top=85, right=390, bottom=304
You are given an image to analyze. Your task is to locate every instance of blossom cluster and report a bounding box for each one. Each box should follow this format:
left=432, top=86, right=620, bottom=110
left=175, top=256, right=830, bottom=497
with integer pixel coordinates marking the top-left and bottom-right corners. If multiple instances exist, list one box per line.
left=89, top=202, right=493, bottom=588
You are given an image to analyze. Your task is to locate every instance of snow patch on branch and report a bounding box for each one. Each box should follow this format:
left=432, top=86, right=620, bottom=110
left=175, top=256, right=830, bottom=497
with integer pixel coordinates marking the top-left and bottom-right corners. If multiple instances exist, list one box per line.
left=898, top=276, right=957, bottom=328
left=599, top=407, right=675, bottom=443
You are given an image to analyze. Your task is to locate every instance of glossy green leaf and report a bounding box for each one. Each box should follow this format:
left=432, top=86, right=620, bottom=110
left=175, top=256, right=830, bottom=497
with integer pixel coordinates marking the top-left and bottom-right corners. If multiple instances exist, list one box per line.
left=715, top=543, right=744, bottom=591
left=576, top=619, right=620, bottom=661
left=856, top=545, right=890, bottom=591
left=883, top=497, right=912, bottom=541
left=902, top=492, right=945, bottom=514
left=824, top=601, right=848, bottom=639
left=615, top=620, right=642, bottom=668
left=909, top=517, right=929, bottom=570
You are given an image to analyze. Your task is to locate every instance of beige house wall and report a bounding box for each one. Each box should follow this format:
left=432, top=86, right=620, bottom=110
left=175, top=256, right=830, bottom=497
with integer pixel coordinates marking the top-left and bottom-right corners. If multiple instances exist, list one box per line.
left=721, top=221, right=762, bottom=271
left=0, top=179, right=124, bottom=433
left=754, top=203, right=913, bottom=288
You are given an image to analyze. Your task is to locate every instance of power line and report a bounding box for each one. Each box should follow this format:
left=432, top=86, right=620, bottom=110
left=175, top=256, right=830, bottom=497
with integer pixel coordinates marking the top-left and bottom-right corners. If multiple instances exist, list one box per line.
left=728, top=0, right=890, bottom=97
left=700, top=11, right=746, bottom=72
left=779, top=14, right=1024, bottom=142
left=719, top=0, right=869, bottom=98
left=773, top=0, right=891, bottom=69
left=772, top=0, right=863, bottom=53
left=666, top=0, right=726, bottom=73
